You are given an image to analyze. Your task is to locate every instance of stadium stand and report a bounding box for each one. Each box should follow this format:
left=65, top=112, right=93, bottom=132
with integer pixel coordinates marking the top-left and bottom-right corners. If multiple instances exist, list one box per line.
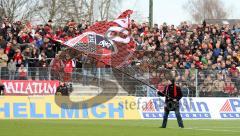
left=0, top=17, right=239, bottom=97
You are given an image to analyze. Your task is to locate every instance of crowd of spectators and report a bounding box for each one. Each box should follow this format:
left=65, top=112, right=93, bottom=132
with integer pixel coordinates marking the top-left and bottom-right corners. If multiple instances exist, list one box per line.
left=129, top=20, right=240, bottom=97
left=0, top=17, right=89, bottom=80
left=0, top=16, right=239, bottom=97
left=131, top=21, right=240, bottom=71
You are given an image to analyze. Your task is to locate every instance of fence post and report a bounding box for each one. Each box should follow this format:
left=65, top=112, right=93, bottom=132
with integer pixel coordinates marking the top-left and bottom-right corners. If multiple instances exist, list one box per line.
left=98, top=68, right=101, bottom=94
left=122, top=73, right=124, bottom=88
left=195, top=69, right=199, bottom=97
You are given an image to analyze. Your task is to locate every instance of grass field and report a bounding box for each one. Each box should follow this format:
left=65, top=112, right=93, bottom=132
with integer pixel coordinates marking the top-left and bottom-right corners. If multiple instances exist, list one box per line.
left=0, top=120, right=239, bottom=136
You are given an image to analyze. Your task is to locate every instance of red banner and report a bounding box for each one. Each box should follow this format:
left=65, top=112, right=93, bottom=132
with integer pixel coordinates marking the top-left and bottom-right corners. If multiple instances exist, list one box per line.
left=2, top=80, right=59, bottom=95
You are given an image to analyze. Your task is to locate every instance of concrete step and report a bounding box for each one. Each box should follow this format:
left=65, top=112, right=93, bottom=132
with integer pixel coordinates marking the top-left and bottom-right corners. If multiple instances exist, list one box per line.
left=71, top=90, right=128, bottom=94
left=72, top=85, right=123, bottom=91
left=70, top=92, right=128, bottom=96
left=71, top=86, right=128, bottom=93
left=71, top=81, right=129, bottom=96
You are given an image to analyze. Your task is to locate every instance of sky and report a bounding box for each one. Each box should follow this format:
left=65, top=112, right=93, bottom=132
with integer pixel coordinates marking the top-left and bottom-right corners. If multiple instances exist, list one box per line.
left=120, top=0, right=240, bottom=25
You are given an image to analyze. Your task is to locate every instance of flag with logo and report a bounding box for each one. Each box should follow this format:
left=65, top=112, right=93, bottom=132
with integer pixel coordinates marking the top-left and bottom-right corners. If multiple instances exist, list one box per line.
left=64, top=10, right=136, bottom=67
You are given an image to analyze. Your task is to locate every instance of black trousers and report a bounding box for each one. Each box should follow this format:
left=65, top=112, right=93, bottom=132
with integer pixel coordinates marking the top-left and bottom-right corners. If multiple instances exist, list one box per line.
left=162, top=102, right=184, bottom=128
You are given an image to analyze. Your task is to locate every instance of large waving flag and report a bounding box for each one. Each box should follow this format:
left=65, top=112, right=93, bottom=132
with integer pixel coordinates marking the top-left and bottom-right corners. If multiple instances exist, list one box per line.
left=64, top=10, right=136, bottom=67
left=56, top=10, right=172, bottom=98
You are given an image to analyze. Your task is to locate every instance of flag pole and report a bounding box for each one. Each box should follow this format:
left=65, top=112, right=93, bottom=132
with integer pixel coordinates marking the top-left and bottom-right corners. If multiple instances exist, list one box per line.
left=149, top=0, right=153, bottom=28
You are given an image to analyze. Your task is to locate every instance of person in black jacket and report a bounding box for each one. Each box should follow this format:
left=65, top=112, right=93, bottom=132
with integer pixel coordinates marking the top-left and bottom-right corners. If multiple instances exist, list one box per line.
left=56, top=82, right=69, bottom=96
left=158, top=79, right=184, bottom=128
left=0, top=81, right=4, bottom=95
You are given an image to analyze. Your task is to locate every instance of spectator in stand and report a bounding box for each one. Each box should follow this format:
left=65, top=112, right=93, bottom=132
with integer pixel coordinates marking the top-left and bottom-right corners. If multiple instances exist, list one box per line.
left=40, top=36, right=51, bottom=52
left=28, top=47, right=39, bottom=80
left=66, top=22, right=77, bottom=38
left=0, top=48, right=8, bottom=66
left=50, top=54, right=64, bottom=80
left=13, top=49, right=23, bottom=67
left=229, top=63, right=239, bottom=77
left=45, top=45, right=55, bottom=59
left=199, top=75, right=213, bottom=97
left=0, top=80, right=4, bottom=95
left=39, top=57, right=48, bottom=80
left=136, top=36, right=144, bottom=50
left=0, top=17, right=10, bottom=43
left=39, top=51, right=47, bottom=62
left=4, top=42, right=15, bottom=60
left=224, top=77, right=238, bottom=96
left=46, top=20, right=53, bottom=28
left=34, top=33, right=43, bottom=49
left=212, top=73, right=225, bottom=97
left=63, top=54, right=75, bottom=82
left=8, top=59, right=16, bottom=80
left=22, top=47, right=32, bottom=66
left=0, top=48, right=8, bottom=79
left=0, top=35, right=7, bottom=49
left=18, top=64, right=27, bottom=80
left=55, top=81, right=69, bottom=96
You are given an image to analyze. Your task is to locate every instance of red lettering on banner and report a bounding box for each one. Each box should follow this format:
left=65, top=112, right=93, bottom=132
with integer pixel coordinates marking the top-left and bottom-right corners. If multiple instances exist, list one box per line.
left=2, top=80, right=59, bottom=95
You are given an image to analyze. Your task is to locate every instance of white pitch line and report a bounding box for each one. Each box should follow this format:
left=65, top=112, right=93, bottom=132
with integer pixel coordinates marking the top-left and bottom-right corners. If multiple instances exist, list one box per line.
left=169, top=127, right=240, bottom=133
left=191, top=126, right=240, bottom=129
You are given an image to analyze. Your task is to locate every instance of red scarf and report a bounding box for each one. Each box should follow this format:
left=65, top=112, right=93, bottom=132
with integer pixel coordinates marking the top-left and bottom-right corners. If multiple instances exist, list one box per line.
left=174, top=84, right=177, bottom=97
left=5, top=47, right=10, bottom=54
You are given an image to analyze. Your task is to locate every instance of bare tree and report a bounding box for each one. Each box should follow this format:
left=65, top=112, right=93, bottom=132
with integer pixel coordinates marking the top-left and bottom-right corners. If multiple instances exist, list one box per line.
left=33, top=0, right=86, bottom=25
left=85, top=0, right=94, bottom=23
left=0, top=0, right=39, bottom=22
left=184, top=0, right=229, bottom=23
left=0, top=0, right=124, bottom=25
left=71, top=0, right=84, bottom=22
left=97, top=0, right=122, bottom=21
left=98, top=0, right=111, bottom=20
left=30, top=0, right=65, bottom=24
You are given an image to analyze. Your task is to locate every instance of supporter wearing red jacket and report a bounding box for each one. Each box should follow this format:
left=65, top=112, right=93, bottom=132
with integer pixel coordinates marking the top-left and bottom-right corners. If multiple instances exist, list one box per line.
left=13, top=49, right=23, bottom=67
left=50, top=54, right=64, bottom=80
left=64, top=56, right=75, bottom=82
left=18, top=64, right=27, bottom=80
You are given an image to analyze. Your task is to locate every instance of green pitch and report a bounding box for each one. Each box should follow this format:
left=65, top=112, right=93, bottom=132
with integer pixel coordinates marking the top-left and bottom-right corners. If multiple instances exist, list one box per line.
left=0, top=120, right=239, bottom=136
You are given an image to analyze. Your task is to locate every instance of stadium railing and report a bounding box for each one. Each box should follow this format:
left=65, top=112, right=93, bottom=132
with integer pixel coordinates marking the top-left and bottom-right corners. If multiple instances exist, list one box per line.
left=0, top=67, right=239, bottom=97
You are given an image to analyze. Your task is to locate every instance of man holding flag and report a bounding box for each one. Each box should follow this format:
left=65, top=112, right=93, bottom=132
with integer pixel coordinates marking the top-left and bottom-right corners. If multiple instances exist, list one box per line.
left=158, top=78, right=184, bottom=128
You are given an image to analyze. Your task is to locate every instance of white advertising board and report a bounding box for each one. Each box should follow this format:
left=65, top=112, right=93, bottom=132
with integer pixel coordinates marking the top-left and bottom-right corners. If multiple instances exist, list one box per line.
left=137, top=97, right=240, bottom=119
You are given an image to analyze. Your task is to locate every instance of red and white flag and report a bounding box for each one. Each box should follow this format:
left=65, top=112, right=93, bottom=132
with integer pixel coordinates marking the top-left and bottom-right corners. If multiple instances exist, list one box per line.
left=64, top=10, right=136, bottom=67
